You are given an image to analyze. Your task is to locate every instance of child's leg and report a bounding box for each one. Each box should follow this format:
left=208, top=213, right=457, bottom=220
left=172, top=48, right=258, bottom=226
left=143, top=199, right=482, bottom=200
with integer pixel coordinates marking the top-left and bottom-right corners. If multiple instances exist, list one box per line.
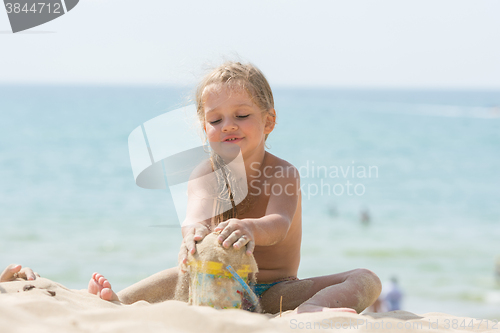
left=118, top=267, right=186, bottom=304
left=89, top=267, right=185, bottom=304
left=260, top=269, right=381, bottom=314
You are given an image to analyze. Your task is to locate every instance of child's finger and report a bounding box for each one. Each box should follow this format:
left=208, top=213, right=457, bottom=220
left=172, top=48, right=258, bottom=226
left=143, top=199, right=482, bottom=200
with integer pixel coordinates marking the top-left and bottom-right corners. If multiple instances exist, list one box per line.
left=178, top=244, right=189, bottom=267
left=0, top=264, right=22, bottom=282
left=217, top=224, right=233, bottom=244
left=232, top=235, right=250, bottom=250
left=10, top=264, right=22, bottom=273
left=187, top=240, right=196, bottom=254
left=246, top=241, right=255, bottom=255
left=214, top=221, right=228, bottom=232
left=193, top=226, right=209, bottom=241
left=183, top=233, right=196, bottom=254
left=177, top=250, right=184, bottom=264
left=21, top=268, right=36, bottom=281
left=222, top=231, right=241, bottom=249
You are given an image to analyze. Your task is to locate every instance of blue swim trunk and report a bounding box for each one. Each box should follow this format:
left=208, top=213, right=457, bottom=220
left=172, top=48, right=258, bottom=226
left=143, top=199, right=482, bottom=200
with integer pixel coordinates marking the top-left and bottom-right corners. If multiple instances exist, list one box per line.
left=250, top=281, right=281, bottom=298
left=244, top=276, right=299, bottom=312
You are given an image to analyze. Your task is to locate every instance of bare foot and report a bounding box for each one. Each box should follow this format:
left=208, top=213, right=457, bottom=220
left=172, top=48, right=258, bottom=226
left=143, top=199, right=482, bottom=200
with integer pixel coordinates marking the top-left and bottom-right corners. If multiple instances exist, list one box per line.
left=88, top=272, right=119, bottom=302
left=296, top=303, right=357, bottom=314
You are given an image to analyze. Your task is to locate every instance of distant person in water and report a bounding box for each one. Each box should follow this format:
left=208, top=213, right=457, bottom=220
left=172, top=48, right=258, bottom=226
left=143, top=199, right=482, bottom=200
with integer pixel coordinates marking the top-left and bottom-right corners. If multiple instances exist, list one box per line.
left=360, top=208, right=370, bottom=226
left=384, top=277, right=403, bottom=311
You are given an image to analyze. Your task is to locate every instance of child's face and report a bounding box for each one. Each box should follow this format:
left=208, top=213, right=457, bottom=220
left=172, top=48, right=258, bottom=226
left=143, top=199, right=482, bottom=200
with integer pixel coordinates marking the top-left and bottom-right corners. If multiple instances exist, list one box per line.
left=202, top=85, right=273, bottom=159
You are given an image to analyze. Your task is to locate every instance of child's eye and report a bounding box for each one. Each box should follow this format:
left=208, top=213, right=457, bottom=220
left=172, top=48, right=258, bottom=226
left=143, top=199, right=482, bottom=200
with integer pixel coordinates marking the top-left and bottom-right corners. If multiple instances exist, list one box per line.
left=209, top=119, right=221, bottom=125
left=237, top=115, right=250, bottom=119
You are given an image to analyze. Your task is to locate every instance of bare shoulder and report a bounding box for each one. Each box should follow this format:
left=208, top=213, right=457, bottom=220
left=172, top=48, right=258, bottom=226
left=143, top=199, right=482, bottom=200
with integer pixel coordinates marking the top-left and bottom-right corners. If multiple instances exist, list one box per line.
left=188, top=158, right=213, bottom=180
left=264, top=152, right=295, bottom=169
left=264, top=152, right=300, bottom=181
left=186, top=158, right=215, bottom=197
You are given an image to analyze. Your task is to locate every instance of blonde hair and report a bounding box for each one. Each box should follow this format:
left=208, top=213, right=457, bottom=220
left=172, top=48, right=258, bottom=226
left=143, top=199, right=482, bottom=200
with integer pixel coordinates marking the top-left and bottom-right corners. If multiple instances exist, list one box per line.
left=194, top=62, right=275, bottom=226
left=195, top=61, right=275, bottom=140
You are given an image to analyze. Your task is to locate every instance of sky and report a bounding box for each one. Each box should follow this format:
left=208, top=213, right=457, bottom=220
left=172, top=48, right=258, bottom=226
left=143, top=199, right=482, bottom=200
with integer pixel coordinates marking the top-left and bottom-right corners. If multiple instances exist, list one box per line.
left=1, top=0, right=500, bottom=89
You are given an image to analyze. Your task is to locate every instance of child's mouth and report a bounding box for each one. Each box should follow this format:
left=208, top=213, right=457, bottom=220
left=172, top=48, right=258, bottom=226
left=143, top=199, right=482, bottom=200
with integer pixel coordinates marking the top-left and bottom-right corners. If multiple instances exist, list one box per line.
left=223, top=137, right=243, bottom=143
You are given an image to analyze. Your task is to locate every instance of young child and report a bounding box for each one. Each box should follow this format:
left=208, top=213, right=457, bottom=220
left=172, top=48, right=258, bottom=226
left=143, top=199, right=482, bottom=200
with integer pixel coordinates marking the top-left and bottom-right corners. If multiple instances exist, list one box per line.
left=87, top=61, right=382, bottom=313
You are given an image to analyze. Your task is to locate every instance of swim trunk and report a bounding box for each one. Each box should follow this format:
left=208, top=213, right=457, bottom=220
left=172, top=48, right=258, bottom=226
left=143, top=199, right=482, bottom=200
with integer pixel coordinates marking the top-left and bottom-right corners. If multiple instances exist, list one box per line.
left=244, top=276, right=299, bottom=312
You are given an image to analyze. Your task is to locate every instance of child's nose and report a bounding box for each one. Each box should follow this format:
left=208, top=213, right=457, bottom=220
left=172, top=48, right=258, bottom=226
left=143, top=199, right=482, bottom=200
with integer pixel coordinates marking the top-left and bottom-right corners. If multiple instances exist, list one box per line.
left=221, top=119, right=238, bottom=132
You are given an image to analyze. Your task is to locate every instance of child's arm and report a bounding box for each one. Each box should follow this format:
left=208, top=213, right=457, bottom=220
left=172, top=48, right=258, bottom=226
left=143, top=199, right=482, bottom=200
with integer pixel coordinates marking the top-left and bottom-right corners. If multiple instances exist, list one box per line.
left=214, top=166, right=300, bottom=254
left=178, top=161, right=218, bottom=267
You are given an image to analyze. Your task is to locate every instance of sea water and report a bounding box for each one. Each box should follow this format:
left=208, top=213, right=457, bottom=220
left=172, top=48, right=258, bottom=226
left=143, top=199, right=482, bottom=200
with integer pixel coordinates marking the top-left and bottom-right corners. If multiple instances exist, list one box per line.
left=1, top=86, right=499, bottom=318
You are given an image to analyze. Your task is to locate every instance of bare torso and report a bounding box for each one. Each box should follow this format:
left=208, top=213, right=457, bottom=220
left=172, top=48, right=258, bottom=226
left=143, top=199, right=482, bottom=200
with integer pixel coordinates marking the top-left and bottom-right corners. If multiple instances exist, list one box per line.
left=235, top=152, right=302, bottom=283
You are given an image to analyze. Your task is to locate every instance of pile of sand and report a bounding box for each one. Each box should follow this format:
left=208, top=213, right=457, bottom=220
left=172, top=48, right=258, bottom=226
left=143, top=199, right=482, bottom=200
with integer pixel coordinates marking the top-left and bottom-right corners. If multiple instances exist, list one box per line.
left=186, top=232, right=258, bottom=309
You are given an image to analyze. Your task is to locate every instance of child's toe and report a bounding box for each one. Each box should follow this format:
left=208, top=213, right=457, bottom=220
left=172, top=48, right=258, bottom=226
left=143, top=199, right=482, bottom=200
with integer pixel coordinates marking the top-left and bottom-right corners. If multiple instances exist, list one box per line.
left=100, top=288, right=113, bottom=301
left=102, top=280, right=111, bottom=289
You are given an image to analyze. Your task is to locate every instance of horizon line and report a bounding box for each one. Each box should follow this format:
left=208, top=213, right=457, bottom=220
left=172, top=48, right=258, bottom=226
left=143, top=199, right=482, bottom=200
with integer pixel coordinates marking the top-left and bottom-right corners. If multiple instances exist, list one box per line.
left=0, top=82, right=499, bottom=92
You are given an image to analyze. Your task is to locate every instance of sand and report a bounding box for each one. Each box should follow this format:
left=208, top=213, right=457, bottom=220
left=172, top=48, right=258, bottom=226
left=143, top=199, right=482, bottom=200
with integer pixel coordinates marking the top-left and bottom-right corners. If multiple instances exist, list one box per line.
left=187, top=232, right=258, bottom=276
left=186, top=232, right=259, bottom=309
left=1, top=236, right=496, bottom=331
left=1, top=277, right=498, bottom=333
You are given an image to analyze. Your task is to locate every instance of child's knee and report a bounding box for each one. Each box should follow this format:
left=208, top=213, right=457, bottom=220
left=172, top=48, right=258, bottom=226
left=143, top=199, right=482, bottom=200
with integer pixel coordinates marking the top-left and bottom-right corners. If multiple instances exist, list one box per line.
left=352, top=268, right=382, bottom=302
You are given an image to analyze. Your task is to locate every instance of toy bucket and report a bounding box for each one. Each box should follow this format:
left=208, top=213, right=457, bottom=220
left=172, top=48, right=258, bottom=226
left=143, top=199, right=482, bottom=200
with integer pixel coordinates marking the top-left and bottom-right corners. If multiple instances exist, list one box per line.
left=188, top=260, right=253, bottom=309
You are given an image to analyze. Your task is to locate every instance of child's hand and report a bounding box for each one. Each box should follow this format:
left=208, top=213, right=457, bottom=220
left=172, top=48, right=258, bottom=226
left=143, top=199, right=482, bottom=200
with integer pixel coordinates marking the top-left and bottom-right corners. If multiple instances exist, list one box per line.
left=214, top=219, right=255, bottom=255
left=178, top=223, right=211, bottom=272
left=0, top=264, right=39, bottom=282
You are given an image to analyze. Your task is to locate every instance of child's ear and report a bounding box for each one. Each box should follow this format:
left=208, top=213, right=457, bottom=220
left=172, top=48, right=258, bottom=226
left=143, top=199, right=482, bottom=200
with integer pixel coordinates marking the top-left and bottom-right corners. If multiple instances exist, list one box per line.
left=264, top=108, right=276, bottom=134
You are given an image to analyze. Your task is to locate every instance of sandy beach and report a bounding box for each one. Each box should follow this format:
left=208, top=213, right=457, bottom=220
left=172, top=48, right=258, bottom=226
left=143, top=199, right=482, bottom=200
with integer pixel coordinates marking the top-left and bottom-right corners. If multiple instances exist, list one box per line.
left=0, top=277, right=497, bottom=333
